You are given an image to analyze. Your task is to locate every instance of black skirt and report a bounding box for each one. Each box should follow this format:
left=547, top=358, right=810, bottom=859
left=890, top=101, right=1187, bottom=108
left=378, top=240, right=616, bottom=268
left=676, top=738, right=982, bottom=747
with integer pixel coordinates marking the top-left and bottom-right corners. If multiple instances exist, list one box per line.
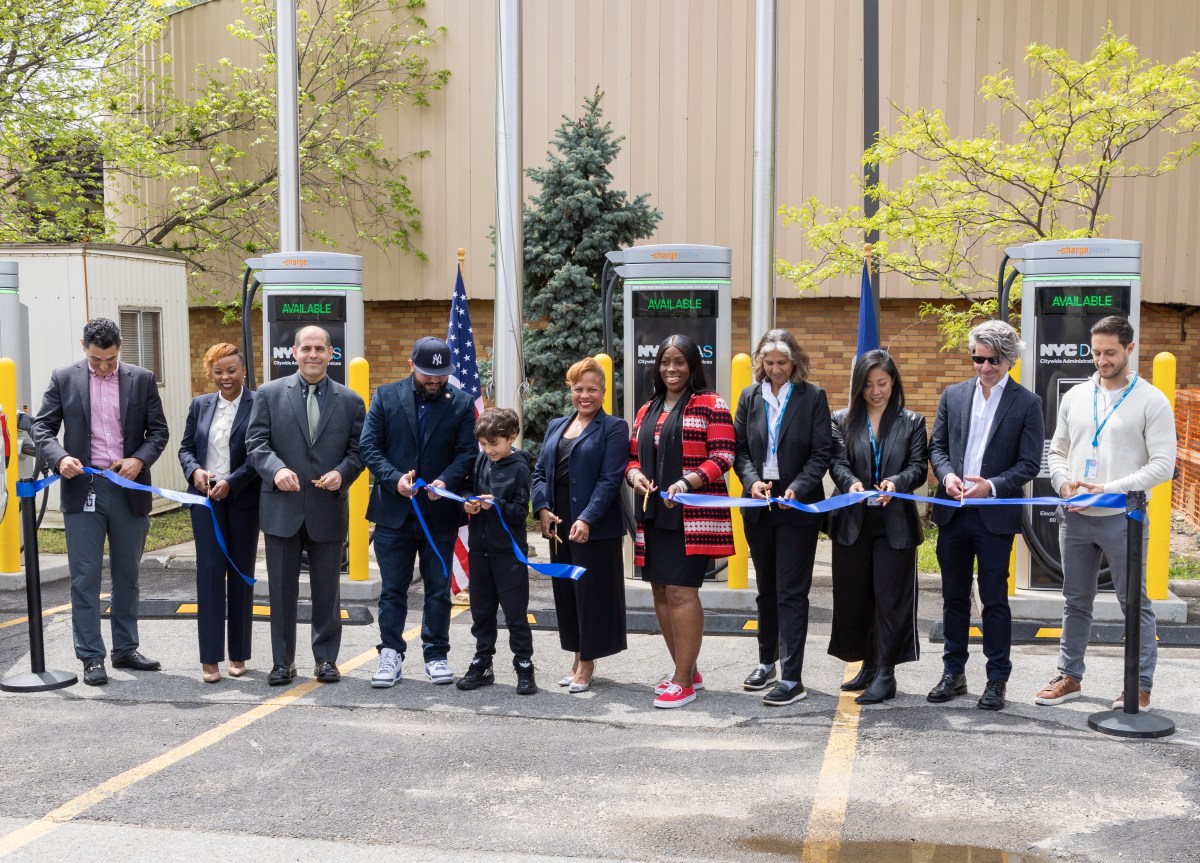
left=641, top=522, right=707, bottom=588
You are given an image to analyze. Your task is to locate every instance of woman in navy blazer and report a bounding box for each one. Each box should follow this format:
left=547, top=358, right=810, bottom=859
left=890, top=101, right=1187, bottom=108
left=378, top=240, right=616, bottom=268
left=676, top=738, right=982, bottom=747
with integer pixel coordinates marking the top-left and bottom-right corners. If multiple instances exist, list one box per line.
left=178, top=343, right=261, bottom=683
left=531, top=357, right=630, bottom=692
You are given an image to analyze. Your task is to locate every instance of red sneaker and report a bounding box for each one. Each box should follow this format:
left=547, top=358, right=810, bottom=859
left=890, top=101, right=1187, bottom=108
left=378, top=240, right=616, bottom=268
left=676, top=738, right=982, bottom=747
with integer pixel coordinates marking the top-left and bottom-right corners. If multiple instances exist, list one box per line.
left=655, top=671, right=704, bottom=695
left=654, top=682, right=697, bottom=709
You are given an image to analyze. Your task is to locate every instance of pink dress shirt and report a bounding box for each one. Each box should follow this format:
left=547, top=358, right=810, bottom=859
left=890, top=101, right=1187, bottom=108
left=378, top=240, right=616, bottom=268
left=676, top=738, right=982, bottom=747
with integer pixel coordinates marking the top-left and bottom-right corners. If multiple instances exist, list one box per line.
left=88, top=364, right=124, bottom=467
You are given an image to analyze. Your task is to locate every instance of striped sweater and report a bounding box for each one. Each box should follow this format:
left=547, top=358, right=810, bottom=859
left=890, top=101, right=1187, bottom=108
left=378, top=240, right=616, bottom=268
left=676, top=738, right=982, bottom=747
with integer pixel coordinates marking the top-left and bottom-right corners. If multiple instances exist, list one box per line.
left=628, top=391, right=736, bottom=563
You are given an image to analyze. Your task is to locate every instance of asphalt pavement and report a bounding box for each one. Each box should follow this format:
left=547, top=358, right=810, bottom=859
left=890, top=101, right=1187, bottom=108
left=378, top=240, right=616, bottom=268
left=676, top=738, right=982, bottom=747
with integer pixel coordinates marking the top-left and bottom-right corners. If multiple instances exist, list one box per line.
left=0, top=539, right=1196, bottom=863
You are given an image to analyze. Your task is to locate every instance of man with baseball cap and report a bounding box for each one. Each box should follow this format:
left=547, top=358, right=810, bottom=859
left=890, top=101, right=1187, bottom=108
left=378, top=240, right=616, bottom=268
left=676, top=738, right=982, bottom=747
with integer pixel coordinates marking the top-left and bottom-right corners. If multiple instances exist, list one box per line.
left=359, top=336, right=477, bottom=687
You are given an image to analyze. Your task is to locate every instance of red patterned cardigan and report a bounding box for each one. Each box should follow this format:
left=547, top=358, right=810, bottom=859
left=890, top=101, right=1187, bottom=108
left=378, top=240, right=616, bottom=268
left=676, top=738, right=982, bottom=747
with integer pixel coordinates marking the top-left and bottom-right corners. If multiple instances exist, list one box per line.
left=627, top=391, right=736, bottom=565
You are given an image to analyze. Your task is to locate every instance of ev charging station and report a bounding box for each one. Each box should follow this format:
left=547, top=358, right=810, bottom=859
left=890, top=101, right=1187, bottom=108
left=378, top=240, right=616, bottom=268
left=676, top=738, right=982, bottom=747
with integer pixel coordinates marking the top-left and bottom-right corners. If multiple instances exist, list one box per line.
left=1010, top=239, right=1142, bottom=590
left=606, top=244, right=733, bottom=428
left=0, top=261, right=29, bottom=411
left=248, top=252, right=364, bottom=385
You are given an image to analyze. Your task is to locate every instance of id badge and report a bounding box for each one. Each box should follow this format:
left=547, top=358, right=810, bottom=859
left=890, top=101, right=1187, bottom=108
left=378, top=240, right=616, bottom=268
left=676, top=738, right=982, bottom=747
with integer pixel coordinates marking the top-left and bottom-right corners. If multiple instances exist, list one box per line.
left=866, top=495, right=883, bottom=507
left=763, top=462, right=780, bottom=481
left=83, top=492, right=96, bottom=513
left=1084, top=457, right=1099, bottom=480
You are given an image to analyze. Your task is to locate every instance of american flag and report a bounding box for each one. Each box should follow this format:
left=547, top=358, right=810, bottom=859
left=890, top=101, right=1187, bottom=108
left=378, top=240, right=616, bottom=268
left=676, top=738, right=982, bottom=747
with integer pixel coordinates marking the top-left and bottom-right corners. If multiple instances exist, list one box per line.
left=447, top=264, right=483, bottom=595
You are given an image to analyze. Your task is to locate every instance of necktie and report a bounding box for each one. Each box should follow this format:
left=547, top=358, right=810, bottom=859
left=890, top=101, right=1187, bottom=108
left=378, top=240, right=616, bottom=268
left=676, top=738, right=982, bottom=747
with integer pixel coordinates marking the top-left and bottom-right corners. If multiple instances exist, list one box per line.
left=307, top=382, right=321, bottom=441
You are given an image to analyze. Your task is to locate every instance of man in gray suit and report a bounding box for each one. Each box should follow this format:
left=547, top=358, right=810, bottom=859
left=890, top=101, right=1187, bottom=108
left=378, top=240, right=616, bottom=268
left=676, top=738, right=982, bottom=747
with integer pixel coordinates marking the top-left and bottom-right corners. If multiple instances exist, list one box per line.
left=246, top=325, right=365, bottom=686
left=927, top=319, right=1043, bottom=711
left=33, top=317, right=170, bottom=686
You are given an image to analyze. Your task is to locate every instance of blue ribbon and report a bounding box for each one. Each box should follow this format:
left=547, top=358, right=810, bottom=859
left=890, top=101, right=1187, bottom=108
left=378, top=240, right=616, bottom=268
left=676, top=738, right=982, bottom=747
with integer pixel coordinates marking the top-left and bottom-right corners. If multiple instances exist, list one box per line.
left=18, top=469, right=254, bottom=587
left=413, top=479, right=585, bottom=581
left=663, top=488, right=1130, bottom=513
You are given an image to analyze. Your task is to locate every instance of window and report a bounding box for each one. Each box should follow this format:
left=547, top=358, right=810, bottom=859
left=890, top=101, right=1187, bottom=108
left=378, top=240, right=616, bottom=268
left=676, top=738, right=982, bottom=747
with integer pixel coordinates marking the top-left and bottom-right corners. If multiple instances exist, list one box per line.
left=119, top=309, right=163, bottom=384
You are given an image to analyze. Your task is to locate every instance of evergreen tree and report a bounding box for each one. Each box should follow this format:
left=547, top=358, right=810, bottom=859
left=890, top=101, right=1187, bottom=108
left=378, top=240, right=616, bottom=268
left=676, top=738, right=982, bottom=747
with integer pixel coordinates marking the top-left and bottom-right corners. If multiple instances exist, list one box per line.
left=522, top=89, right=662, bottom=445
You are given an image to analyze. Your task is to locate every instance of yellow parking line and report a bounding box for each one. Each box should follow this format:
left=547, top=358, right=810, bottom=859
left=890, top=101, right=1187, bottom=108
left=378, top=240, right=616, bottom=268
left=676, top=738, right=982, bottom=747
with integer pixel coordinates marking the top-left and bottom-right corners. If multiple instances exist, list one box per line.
left=801, top=662, right=865, bottom=863
left=0, top=602, right=73, bottom=630
left=0, top=606, right=467, bottom=857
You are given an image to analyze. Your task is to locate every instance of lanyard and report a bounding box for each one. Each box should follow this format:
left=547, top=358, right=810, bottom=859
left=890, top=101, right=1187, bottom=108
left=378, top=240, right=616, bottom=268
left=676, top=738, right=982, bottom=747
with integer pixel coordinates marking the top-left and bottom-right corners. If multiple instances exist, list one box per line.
left=866, top=418, right=883, bottom=485
left=1092, top=373, right=1137, bottom=449
left=765, top=383, right=793, bottom=457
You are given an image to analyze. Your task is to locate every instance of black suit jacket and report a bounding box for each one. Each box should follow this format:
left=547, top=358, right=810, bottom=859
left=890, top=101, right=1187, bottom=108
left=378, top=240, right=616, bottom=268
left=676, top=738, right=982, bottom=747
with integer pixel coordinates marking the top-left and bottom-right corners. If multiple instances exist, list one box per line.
left=733, top=380, right=832, bottom=525
left=928, top=376, right=1044, bottom=534
left=33, top=361, right=169, bottom=516
left=178, top=390, right=261, bottom=510
left=359, top=376, right=476, bottom=532
left=245, top=373, right=366, bottom=542
left=531, top=411, right=630, bottom=542
left=829, top=408, right=929, bottom=549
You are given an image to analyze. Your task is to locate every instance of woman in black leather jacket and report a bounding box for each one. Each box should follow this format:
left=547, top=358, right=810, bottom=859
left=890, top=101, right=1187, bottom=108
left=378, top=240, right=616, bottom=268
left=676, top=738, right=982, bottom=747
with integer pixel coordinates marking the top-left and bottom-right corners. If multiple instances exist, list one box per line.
left=828, top=350, right=929, bottom=705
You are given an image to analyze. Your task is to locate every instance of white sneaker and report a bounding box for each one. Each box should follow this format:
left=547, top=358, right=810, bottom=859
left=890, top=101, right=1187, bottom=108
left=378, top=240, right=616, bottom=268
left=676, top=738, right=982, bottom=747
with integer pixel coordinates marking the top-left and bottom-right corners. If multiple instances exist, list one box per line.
left=371, top=648, right=402, bottom=688
left=425, top=658, right=454, bottom=685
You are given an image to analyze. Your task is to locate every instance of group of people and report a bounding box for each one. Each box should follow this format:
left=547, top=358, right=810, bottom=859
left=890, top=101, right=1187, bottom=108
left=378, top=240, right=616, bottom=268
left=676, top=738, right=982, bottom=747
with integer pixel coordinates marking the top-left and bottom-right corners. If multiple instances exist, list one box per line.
left=30, top=313, right=1174, bottom=714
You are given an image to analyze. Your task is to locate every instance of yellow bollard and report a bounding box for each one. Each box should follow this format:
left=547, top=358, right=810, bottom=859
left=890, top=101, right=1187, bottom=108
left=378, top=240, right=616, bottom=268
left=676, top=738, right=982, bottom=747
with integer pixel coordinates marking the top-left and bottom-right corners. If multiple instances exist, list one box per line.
left=1007, top=359, right=1021, bottom=597
left=1147, top=352, right=1175, bottom=601
left=347, top=357, right=370, bottom=582
left=595, top=353, right=614, bottom=416
left=727, top=353, right=752, bottom=590
left=0, top=358, right=18, bottom=574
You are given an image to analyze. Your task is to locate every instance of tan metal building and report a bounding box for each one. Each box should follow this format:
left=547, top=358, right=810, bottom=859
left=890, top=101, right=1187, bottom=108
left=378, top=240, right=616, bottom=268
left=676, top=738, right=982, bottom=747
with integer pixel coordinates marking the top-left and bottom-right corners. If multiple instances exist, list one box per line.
left=127, top=1, right=1200, bottom=408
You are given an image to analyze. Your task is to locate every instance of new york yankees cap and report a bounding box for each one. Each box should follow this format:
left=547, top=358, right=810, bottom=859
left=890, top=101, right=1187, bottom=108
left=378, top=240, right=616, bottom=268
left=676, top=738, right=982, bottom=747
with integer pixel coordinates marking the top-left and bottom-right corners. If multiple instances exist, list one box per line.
left=410, top=336, right=452, bottom=376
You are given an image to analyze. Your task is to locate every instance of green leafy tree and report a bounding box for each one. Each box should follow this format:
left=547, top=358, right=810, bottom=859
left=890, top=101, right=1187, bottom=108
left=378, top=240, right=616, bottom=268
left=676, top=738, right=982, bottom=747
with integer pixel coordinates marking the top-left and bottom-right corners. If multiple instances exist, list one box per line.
left=109, top=0, right=450, bottom=297
left=522, top=88, right=662, bottom=444
left=778, top=27, right=1200, bottom=345
left=0, top=0, right=166, bottom=241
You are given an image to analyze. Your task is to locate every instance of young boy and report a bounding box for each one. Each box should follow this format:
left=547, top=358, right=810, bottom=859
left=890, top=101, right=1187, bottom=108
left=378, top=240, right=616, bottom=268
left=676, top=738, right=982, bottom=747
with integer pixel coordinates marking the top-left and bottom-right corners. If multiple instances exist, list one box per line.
left=456, top=408, right=537, bottom=694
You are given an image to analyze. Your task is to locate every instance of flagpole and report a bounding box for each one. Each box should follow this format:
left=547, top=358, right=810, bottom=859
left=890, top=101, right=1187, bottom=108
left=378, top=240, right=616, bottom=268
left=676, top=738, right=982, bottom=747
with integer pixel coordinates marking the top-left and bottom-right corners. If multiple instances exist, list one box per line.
left=458, top=246, right=465, bottom=275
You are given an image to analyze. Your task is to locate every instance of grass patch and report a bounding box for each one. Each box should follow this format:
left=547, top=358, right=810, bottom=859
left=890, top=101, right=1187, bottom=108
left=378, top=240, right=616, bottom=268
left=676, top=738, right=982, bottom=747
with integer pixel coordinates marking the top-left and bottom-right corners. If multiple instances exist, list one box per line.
left=1169, top=555, right=1200, bottom=580
left=37, top=507, right=194, bottom=554
left=917, top=524, right=940, bottom=573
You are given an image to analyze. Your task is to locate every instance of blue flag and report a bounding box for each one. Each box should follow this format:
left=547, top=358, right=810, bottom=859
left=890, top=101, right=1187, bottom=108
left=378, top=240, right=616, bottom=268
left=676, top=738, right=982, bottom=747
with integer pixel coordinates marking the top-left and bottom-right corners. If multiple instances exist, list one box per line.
left=855, top=259, right=880, bottom=358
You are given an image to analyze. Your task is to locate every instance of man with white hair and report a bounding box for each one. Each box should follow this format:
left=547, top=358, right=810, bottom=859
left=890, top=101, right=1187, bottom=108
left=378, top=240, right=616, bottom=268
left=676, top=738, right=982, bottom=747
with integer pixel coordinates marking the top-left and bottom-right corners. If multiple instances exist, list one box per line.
left=927, top=319, right=1043, bottom=711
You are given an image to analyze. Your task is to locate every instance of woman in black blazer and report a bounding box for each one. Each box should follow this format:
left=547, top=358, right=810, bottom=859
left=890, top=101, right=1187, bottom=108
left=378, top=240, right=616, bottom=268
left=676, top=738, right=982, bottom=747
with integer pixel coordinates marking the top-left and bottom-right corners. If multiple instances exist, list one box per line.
left=828, top=349, right=929, bottom=705
left=178, top=343, right=261, bottom=683
left=531, top=357, right=630, bottom=693
left=733, top=329, right=831, bottom=707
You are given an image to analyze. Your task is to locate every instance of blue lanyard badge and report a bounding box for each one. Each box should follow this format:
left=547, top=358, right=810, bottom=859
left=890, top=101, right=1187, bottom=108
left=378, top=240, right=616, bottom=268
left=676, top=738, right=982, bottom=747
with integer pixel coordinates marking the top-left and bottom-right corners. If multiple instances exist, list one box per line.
left=866, top=418, right=883, bottom=485
left=766, top=384, right=793, bottom=456
left=1092, top=373, right=1137, bottom=449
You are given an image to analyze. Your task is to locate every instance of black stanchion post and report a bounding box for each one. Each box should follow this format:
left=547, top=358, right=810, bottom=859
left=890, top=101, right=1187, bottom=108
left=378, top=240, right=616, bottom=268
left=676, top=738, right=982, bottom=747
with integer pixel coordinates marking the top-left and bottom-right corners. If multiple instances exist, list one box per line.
left=1087, top=490, right=1173, bottom=739
left=0, top=481, right=77, bottom=693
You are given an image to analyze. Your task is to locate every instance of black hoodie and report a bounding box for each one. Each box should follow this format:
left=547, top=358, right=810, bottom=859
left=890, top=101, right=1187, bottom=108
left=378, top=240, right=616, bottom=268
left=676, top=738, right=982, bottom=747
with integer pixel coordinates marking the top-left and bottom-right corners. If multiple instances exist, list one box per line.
left=467, top=447, right=531, bottom=555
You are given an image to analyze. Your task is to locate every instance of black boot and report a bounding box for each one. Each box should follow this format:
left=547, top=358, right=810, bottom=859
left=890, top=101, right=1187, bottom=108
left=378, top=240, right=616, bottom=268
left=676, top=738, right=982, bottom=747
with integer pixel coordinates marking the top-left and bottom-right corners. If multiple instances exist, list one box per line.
left=855, top=665, right=897, bottom=705
left=841, top=662, right=878, bottom=692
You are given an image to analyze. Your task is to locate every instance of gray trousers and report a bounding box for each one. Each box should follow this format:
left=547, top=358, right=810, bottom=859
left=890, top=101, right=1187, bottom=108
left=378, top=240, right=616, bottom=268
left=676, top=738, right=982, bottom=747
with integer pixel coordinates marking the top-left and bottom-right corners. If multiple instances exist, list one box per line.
left=63, top=476, right=150, bottom=664
left=1057, top=509, right=1156, bottom=691
left=264, top=526, right=342, bottom=667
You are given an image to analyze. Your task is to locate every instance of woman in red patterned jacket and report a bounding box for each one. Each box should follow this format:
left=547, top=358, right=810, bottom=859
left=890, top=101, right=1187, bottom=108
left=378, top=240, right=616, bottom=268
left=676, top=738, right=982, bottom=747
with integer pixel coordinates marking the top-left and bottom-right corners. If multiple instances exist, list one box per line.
left=627, top=334, right=735, bottom=709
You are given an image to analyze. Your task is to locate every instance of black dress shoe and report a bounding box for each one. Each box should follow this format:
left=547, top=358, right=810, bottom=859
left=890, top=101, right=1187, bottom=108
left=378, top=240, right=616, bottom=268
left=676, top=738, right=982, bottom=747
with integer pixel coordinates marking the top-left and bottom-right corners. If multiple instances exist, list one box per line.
left=314, top=661, right=341, bottom=683
left=926, top=672, right=968, bottom=703
left=762, top=681, right=807, bottom=706
left=977, top=680, right=1006, bottom=711
left=841, top=663, right=878, bottom=692
left=267, top=663, right=297, bottom=686
left=743, top=665, right=777, bottom=691
left=855, top=665, right=897, bottom=705
left=83, top=661, right=108, bottom=686
left=111, top=650, right=161, bottom=671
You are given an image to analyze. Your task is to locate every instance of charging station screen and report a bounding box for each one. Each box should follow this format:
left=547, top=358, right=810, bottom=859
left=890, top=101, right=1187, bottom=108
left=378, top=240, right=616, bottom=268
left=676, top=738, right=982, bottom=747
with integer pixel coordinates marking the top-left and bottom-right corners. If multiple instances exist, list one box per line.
left=266, top=294, right=348, bottom=383
left=1036, top=285, right=1131, bottom=316
left=629, top=288, right=719, bottom=410
left=633, top=290, right=717, bottom=318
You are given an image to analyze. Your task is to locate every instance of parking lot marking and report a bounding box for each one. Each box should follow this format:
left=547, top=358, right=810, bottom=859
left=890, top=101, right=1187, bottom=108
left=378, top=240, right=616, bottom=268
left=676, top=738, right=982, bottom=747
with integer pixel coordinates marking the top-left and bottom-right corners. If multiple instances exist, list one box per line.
left=0, top=608, right=467, bottom=858
left=800, top=663, right=865, bottom=863
left=0, top=602, right=72, bottom=631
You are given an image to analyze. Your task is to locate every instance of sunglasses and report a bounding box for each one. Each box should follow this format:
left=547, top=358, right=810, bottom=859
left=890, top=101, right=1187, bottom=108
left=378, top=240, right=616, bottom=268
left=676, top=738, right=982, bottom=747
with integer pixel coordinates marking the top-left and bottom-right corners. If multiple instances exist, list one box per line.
left=971, top=355, right=1003, bottom=366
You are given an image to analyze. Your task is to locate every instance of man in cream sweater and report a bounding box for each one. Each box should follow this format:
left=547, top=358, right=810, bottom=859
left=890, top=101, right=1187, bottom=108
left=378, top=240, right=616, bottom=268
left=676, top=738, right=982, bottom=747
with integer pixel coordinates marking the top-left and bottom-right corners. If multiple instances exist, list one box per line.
left=1035, top=316, right=1176, bottom=711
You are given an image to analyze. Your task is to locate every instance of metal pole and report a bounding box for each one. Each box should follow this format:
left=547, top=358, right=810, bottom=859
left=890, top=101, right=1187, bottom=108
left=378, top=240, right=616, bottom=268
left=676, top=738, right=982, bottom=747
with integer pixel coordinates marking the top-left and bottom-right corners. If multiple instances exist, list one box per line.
left=749, top=0, right=778, bottom=347
left=276, top=0, right=301, bottom=252
left=494, top=0, right=524, bottom=428
left=1087, top=490, right=1174, bottom=738
left=0, top=486, right=76, bottom=691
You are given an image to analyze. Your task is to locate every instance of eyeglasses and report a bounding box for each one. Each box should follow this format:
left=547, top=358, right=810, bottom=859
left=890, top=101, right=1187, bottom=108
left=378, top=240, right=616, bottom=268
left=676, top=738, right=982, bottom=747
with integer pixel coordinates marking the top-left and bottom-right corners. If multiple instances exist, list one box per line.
left=971, top=355, right=1003, bottom=366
